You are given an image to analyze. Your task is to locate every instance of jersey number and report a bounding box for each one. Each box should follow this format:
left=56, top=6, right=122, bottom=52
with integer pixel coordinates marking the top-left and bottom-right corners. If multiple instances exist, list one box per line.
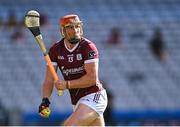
left=68, top=56, right=73, bottom=62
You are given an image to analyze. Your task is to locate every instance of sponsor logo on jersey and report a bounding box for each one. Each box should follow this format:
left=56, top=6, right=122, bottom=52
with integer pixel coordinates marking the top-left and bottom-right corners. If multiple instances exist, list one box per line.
left=76, top=53, right=82, bottom=60
left=57, top=55, right=64, bottom=60
left=61, top=66, right=84, bottom=76
left=88, top=51, right=96, bottom=59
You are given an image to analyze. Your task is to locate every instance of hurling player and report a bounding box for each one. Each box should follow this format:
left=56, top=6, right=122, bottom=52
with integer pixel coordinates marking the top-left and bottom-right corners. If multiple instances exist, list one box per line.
left=39, top=14, right=108, bottom=126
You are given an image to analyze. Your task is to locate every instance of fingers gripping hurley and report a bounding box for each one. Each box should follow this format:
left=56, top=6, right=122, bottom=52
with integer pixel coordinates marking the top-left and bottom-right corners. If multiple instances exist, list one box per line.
left=25, top=10, right=63, bottom=96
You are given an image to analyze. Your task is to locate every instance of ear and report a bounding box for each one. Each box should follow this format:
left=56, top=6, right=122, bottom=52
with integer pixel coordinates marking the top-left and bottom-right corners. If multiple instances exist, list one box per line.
left=60, top=28, right=65, bottom=37
left=80, top=26, right=83, bottom=36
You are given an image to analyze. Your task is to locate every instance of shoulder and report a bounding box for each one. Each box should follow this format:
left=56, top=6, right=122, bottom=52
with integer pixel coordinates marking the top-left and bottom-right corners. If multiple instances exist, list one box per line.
left=49, top=39, right=64, bottom=51
left=80, top=37, right=99, bottom=60
left=80, top=37, right=97, bottom=50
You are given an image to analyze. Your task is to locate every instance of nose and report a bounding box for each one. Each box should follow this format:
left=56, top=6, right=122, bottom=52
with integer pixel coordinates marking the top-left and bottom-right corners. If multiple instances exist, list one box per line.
left=72, top=26, right=79, bottom=33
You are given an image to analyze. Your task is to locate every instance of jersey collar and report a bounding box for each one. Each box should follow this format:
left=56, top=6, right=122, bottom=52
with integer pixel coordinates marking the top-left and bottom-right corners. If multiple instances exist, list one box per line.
left=64, top=39, right=79, bottom=53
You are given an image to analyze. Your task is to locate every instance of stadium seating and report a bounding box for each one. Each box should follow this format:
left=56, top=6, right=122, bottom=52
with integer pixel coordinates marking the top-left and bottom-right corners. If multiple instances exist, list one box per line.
left=0, top=0, right=180, bottom=125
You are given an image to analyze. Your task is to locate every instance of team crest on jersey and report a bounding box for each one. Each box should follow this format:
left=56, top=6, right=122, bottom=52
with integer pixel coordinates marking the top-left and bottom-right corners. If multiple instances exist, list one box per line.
left=76, top=53, right=82, bottom=60
left=57, top=55, right=64, bottom=60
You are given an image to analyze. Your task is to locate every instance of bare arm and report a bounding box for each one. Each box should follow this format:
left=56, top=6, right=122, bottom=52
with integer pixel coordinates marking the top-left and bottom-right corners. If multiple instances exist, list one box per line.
left=54, top=61, right=99, bottom=90
left=42, top=65, right=57, bottom=98
left=68, top=61, right=99, bottom=89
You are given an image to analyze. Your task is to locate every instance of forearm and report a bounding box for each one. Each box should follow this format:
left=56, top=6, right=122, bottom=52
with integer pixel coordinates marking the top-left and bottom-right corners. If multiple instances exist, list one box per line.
left=42, top=65, right=57, bottom=98
left=68, top=74, right=97, bottom=89
left=42, top=81, right=54, bottom=98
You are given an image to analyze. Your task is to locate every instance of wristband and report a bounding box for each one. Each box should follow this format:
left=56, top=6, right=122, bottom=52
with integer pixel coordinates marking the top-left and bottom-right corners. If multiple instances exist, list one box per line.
left=66, top=81, right=70, bottom=89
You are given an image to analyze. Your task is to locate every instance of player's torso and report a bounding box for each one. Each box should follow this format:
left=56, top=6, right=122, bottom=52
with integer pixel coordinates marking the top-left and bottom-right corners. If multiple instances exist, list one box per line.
left=56, top=40, right=86, bottom=80
left=50, top=38, right=103, bottom=105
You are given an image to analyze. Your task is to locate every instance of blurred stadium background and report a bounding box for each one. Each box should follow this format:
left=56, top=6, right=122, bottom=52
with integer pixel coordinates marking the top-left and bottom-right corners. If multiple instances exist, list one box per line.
left=0, top=0, right=180, bottom=126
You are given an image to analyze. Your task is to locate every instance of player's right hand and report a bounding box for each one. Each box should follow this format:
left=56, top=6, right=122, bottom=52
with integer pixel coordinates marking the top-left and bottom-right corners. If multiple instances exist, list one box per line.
left=39, top=98, right=51, bottom=118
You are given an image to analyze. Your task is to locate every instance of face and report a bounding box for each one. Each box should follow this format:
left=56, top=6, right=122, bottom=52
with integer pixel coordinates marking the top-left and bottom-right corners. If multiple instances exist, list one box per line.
left=63, top=23, right=82, bottom=44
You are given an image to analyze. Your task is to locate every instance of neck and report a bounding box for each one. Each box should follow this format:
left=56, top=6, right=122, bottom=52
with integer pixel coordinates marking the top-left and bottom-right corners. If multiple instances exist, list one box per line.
left=64, top=39, right=76, bottom=49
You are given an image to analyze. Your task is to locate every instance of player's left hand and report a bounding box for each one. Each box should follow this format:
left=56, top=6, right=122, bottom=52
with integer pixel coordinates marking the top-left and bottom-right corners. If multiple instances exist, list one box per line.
left=54, top=80, right=67, bottom=90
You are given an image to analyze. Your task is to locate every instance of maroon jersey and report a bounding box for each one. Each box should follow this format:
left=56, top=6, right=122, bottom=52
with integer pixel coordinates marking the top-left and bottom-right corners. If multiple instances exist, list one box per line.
left=49, top=37, right=103, bottom=105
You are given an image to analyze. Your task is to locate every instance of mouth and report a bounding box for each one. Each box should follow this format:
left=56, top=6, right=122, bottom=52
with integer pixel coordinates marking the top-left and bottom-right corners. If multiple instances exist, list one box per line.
left=69, top=36, right=81, bottom=44
left=71, top=35, right=80, bottom=40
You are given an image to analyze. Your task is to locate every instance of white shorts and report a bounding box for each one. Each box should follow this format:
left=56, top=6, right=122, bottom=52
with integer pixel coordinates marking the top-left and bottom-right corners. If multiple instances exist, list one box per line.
left=73, top=90, right=108, bottom=116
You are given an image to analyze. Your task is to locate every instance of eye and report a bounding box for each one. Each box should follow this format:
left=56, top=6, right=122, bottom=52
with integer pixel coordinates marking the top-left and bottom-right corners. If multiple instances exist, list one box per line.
left=75, top=23, right=81, bottom=28
left=66, top=25, right=73, bottom=29
left=65, top=23, right=81, bottom=30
